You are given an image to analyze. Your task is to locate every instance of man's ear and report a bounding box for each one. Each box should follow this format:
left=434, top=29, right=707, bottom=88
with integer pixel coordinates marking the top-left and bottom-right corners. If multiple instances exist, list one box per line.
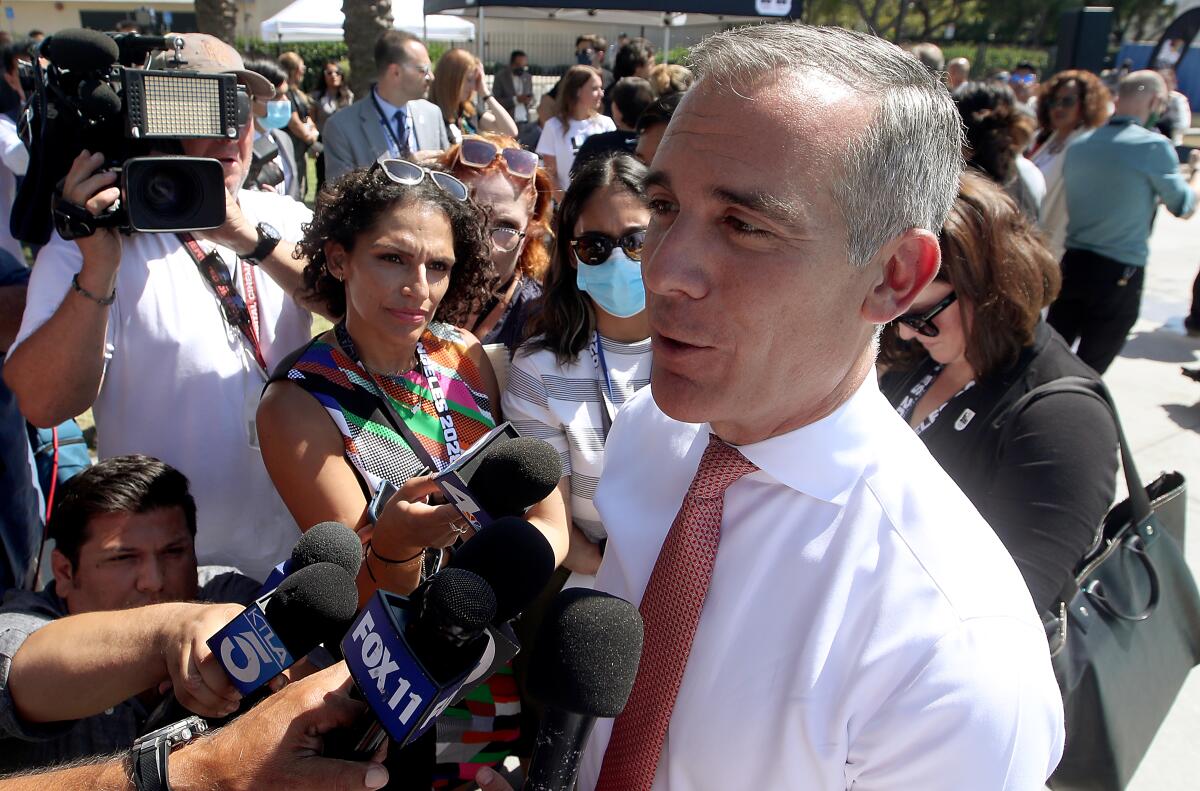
left=50, top=548, right=75, bottom=594
left=861, top=228, right=940, bottom=324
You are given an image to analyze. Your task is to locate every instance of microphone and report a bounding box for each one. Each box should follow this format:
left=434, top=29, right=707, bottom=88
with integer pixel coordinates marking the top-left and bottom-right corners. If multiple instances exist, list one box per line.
left=256, top=520, right=363, bottom=595
left=330, top=567, right=498, bottom=759
left=40, top=29, right=120, bottom=73
left=435, top=425, right=562, bottom=530
left=448, top=515, right=557, bottom=623
left=207, top=561, right=359, bottom=696
left=524, top=589, right=645, bottom=791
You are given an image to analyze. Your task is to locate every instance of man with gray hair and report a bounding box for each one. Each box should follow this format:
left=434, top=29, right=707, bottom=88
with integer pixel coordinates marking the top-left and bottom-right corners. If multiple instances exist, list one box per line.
left=1050, top=69, right=1200, bottom=373
left=477, top=22, right=1063, bottom=791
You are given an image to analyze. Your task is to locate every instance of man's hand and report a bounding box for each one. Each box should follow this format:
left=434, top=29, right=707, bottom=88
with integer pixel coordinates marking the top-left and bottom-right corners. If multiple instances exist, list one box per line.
left=158, top=602, right=246, bottom=718
left=169, top=662, right=389, bottom=791
left=475, top=766, right=515, bottom=791
left=195, top=189, right=257, bottom=255
left=61, top=149, right=123, bottom=269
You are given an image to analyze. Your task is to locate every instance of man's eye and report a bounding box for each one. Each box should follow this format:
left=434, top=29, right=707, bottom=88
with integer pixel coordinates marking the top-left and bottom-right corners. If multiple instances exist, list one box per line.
left=647, top=198, right=676, bottom=215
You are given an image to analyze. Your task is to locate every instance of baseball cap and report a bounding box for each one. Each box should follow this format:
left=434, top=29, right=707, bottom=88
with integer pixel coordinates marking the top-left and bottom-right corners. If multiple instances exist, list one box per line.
left=148, top=33, right=274, bottom=100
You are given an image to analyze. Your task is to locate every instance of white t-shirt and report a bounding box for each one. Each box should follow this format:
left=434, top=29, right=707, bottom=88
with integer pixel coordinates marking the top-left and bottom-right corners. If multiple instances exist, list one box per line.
left=579, top=377, right=1064, bottom=790
left=1031, top=128, right=1085, bottom=260
left=536, top=114, right=616, bottom=191
left=11, top=190, right=314, bottom=581
left=0, top=115, right=28, bottom=265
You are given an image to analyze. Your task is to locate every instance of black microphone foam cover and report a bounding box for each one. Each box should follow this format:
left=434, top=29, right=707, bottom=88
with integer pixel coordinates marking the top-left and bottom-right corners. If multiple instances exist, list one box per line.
left=80, top=80, right=121, bottom=119
left=421, top=568, right=497, bottom=633
left=468, top=437, right=562, bottom=517
left=42, top=29, right=120, bottom=72
left=449, top=516, right=556, bottom=623
left=292, top=521, right=363, bottom=577
left=264, top=562, right=359, bottom=656
left=529, top=589, right=644, bottom=718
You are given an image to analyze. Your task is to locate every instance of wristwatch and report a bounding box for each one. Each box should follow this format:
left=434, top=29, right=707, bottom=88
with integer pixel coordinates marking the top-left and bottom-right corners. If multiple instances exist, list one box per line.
left=130, top=715, right=208, bottom=791
left=241, top=222, right=281, bottom=265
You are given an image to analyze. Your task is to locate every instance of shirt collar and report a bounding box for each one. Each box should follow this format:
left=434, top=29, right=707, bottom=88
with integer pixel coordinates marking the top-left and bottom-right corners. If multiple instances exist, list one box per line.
left=714, top=374, right=884, bottom=506
left=373, top=85, right=404, bottom=119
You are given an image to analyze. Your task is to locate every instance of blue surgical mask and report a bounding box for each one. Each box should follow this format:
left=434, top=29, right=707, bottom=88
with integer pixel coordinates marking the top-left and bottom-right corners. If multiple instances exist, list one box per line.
left=262, top=100, right=291, bottom=130
left=576, top=249, right=646, bottom=318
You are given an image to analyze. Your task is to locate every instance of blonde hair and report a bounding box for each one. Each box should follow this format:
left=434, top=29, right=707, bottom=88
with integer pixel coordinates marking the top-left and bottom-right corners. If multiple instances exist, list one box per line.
left=649, top=63, right=693, bottom=96
left=432, top=47, right=477, bottom=126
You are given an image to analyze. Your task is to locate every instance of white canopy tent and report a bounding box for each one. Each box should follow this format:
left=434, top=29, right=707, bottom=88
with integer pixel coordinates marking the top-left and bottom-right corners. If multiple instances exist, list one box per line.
left=261, top=0, right=475, bottom=42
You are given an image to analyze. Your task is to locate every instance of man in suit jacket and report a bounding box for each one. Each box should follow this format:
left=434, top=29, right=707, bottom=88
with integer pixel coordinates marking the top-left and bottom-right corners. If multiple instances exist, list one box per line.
left=492, top=50, right=534, bottom=123
left=322, top=29, right=449, bottom=181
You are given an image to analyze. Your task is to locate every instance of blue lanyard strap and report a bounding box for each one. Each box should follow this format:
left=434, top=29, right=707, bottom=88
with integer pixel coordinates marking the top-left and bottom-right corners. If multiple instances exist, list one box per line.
left=589, top=332, right=617, bottom=431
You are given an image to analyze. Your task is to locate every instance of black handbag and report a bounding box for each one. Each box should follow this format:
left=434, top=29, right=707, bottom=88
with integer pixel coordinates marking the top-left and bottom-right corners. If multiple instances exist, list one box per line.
left=1005, top=378, right=1200, bottom=790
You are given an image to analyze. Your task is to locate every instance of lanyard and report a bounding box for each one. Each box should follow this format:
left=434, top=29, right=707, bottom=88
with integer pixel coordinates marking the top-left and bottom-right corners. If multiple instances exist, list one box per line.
left=371, top=89, right=408, bottom=157
left=335, top=322, right=461, bottom=472
left=588, top=332, right=618, bottom=433
left=178, top=233, right=267, bottom=375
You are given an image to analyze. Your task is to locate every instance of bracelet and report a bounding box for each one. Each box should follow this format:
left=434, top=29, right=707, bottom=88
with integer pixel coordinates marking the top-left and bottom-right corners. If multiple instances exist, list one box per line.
left=71, top=273, right=115, bottom=306
left=366, top=541, right=425, bottom=565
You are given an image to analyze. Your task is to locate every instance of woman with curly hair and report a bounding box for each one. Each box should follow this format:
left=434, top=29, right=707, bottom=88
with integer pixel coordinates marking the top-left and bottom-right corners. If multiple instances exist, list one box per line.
left=955, top=81, right=1045, bottom=222
left=879, top=173, right=1118, bottom=613
left=1029, top=70, right=1111, bottom=259
left=437, top=131, right=553, bottom=350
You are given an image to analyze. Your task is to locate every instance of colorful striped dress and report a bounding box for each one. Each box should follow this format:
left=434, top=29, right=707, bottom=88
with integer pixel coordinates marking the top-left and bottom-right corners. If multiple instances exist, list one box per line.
left=276, top=321, right=521, bottom=786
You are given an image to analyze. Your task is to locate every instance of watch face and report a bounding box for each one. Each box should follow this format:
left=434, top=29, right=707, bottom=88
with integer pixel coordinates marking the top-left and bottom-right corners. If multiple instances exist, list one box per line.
left=259, top=222, right=281, bottom=242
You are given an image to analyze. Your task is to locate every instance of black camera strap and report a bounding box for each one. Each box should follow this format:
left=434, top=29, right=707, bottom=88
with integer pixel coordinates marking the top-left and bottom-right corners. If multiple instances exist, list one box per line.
left=178, top=233, right=267, bottom=374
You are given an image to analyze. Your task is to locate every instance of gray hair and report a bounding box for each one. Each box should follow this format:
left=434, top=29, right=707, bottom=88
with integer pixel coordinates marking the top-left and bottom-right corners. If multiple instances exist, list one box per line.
left=688, top=24, right=964, bottom=267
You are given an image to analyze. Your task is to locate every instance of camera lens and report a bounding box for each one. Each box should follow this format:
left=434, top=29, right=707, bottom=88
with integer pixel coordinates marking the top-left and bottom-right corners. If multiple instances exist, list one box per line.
left=123, top=156, right=226, bottom=232
left=139, top=161, right=194, bottom=214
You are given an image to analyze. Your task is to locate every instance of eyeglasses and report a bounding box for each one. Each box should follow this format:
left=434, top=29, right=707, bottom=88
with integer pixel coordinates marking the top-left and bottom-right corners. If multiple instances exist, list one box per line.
left=1047, top=95, right=1079, bottom=110
left=570, top=230, right=646, bottom=266
left=375, top=157, right=469, bottom=202
left=404, top=62, right=433, bottom=77
left=458, top=136, right=539, bottom=180
left=489, top=226, right=527, bottom=252
left=894, top=292, right=957, bottom=337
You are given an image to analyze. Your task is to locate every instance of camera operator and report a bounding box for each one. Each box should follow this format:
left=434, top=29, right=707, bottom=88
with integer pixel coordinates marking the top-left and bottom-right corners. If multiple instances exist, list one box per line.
left=243, top=59, right=302, bottom=201
left=0, top=455, right=262, bottom=772
left=0, top=662, right=390, bottom=791
left=4, top=35, right=323, bottom=582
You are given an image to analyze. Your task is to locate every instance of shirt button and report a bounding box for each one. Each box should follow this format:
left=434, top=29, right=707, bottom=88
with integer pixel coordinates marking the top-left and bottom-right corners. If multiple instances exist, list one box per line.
left=104, top=707, right=115, bottom=715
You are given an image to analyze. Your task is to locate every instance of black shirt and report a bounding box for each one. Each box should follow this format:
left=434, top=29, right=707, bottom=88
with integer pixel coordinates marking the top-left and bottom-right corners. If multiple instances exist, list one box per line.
left=879, top=322, right=1119, bottom=612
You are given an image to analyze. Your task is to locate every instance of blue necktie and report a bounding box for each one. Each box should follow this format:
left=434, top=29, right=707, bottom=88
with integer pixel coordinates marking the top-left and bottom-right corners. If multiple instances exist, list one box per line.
left=393, top=108, right=410, bottom=157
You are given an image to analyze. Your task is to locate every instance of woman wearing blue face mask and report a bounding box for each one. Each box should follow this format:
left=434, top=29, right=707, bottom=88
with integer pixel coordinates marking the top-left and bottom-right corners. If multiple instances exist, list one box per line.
left=242, top=59, right=302, bottom=200
left=502, top=153, right=651, bottom=583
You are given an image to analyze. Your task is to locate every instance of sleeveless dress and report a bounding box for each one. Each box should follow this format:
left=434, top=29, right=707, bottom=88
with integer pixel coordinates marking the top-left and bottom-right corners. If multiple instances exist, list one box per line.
left=276, top=322, right=521, bottom=786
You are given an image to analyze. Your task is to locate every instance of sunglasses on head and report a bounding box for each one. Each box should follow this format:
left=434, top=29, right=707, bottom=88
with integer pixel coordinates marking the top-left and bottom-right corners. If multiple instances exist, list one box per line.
left=895, top=291, right=957, bottom=337
left=375, top=157, right=469, bottom=202
left=570, top=230, right=646, bottom=266
left=458, top=136, right=540, bottom=180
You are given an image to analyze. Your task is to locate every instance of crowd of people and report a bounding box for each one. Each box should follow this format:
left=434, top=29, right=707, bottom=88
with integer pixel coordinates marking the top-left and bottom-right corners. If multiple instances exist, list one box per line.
left=0, top=19, right=1194, bottom=791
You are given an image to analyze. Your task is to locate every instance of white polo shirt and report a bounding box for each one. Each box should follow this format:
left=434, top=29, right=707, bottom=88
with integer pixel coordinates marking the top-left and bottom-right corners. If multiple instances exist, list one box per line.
left=579, top=375, right=1064, bottom=791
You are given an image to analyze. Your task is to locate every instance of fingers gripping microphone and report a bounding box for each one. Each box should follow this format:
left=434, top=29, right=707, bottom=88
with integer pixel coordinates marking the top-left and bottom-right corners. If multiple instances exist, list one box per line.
left=330, top=568, right=498, bottom=759
left=256, top=520, right=363, bottom=595
left=208, top=562, right=359, bottom=696
left=435, top=425, right=562, bottom=530
left=40, top=29, right=120, bottom=72
left=525, top=589, right=645, bottom=791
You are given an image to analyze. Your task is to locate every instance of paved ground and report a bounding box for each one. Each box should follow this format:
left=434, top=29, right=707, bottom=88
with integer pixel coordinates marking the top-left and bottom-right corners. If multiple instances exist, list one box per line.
left=1104, top=206, right=1200, bottom=791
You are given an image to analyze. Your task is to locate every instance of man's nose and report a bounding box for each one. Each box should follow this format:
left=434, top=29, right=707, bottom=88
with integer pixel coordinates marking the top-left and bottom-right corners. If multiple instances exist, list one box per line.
left=136, top=558, right=165, bottom=594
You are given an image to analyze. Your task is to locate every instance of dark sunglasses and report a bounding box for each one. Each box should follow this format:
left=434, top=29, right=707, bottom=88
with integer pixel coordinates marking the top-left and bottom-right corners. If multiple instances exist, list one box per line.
left=895, top=291, right=957, bottom=337
left=375, top=157, right=469, bottom=202
left=570, top=230, right=646, bottom=266
left=458, top=136, right=539, bottom=180
left=1046, top=95, right=1079, bottom=110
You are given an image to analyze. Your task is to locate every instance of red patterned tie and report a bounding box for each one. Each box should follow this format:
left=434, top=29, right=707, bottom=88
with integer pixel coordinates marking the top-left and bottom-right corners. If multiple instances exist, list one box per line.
left=594, top=433, right=758, bottom=791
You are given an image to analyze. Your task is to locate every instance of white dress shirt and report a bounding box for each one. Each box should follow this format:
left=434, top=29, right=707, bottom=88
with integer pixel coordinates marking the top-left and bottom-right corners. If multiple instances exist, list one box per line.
left=373, top=87, right=417, bottom=156
left=579, top=375, right=1064, bottom=791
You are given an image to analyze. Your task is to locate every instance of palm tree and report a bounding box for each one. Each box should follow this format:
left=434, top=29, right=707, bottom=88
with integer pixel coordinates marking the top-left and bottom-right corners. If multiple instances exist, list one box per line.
left=345, top=0, right=394, bottom=100
left=194, top=0, right=237, bottom=43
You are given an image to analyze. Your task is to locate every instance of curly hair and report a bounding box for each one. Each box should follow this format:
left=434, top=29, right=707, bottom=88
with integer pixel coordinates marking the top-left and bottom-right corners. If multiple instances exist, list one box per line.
left=525, top=152, right=648, bottom=365
left=1034, top=69, right=1111, bottom=146
left=297, top=165, right=493, bottom=327
left=437, top=132, right=554, bottom=282
left=878, top=171, right=1061, bottom=379
left=955, top=82, right=1035, bottom=186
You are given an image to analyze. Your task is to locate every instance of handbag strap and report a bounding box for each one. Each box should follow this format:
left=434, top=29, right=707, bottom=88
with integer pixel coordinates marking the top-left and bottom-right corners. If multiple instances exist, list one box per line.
left=998, top=375, right=1151, bottom=525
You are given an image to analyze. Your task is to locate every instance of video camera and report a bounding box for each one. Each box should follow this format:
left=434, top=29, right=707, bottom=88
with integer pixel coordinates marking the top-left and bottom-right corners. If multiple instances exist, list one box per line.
left=11, top=28, right=250, bottom=245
